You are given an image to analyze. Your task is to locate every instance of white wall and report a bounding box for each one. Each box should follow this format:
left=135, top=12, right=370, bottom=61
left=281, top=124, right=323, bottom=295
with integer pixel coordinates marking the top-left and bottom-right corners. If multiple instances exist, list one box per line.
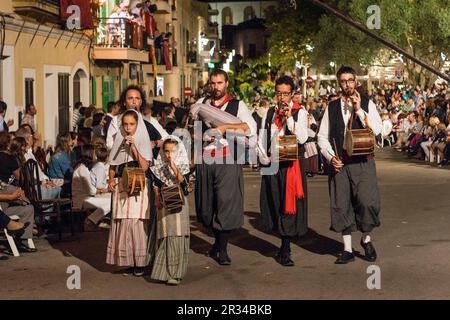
left=1, top=45, right=17, bottom=130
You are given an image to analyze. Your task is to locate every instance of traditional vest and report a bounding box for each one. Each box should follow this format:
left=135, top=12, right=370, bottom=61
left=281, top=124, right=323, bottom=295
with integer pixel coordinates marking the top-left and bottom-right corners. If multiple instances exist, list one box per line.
left=263, top=107, right=305, bottom=159
left=328, top=96, right=370, bottom=162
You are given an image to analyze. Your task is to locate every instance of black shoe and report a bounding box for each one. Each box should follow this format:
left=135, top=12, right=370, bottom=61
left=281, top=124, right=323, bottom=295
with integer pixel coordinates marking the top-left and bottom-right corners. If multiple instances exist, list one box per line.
left=133, top=267, right=145, bottom=277
left=360, top=239, right=377, bottom=262
left=206, top=243, right=219, bottom=258
left=335, top=251, right=355, bottom=264
left=218, top=251, right=231, bottom=265
left=276, top=252, right=294, bottom=267
left=17, top=244, right=37, bottom=253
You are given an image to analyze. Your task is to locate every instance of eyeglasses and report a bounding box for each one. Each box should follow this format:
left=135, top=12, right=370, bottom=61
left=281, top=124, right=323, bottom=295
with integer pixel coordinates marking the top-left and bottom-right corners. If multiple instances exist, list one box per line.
left=275, top=92, right=292, bottom=97
left=339, top=79, right=356, bottom=85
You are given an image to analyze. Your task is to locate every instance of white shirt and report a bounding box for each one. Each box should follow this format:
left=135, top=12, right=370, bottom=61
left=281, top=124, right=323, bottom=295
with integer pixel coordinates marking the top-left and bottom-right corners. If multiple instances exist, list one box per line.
left=106, top=115, right=119, bottom=150
left=195, top=97, right=257, bottom=138
left=90, top=162, right=109, bottom=189
left=25, top=148, right=49, bottom=181
left=317, top=98, right=382, bottom=163
left=72, top=164, right=97, bottom=209
left=144, top=115, right=169, bottom=139
left=257, top=102, right=308, bottom=164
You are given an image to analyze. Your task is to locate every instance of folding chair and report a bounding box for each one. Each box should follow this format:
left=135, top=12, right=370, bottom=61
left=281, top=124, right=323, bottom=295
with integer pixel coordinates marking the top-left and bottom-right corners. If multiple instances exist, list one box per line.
left=20, top=159, right=73, bottom=241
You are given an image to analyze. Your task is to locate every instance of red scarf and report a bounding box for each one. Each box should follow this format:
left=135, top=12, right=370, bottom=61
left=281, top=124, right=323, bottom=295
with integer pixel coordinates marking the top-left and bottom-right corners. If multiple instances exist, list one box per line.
left=275, top=102, right=304, bottom=215
left=211, top=93, right=233, bottom=109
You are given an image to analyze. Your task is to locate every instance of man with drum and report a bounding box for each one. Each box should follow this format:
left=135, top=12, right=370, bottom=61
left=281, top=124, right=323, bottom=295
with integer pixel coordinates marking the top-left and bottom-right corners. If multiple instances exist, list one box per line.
left=317, top=66, right=382, bottom=264
left=258, top=76, right=309, bottom=267
left=195, top=69, right=257, bottom=266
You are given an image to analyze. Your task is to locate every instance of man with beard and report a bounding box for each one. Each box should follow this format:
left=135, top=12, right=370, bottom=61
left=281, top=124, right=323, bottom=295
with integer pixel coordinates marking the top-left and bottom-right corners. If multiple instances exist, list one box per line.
left=318, top=66, right=382, bottom=264
left=195, top=69, right=256, bottom=265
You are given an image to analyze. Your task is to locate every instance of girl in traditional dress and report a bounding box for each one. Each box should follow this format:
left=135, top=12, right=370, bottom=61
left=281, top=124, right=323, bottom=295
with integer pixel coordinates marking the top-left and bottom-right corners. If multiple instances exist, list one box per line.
left=148, top=136, right=190, bottom=285
left=106, top=109, right=153, bottom=276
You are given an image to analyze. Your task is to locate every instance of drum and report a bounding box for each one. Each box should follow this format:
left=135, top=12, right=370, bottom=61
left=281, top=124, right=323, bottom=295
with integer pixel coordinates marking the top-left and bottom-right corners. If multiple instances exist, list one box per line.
left=345, top=128, right=375, bottom=156
left=121, top=167, right=146, bottom=196
left=277, top=135, right=298, bottom=161
left=161, top=185, right=185, bottom=214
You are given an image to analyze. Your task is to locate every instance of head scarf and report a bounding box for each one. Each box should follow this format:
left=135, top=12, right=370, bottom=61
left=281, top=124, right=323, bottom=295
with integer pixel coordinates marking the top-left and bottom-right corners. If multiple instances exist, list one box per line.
left=150, top=135, right=190, bottom=187
left=109, top=109, right=152, bottom=166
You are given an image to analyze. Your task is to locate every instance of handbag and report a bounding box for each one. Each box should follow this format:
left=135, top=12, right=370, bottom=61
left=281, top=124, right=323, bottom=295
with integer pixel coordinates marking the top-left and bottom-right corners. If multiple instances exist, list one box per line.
left=344, top=109, right=375, bottom=156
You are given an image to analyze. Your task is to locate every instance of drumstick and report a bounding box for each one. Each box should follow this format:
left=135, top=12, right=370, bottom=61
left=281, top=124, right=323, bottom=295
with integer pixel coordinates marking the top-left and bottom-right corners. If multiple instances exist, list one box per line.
left=332, top=138, right=340, bottom=160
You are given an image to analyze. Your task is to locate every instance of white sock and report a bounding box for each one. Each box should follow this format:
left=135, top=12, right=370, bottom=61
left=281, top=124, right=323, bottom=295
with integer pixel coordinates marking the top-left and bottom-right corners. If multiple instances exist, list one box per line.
left=343, top=235, right=352, bottom=253
left=362, top=234, right=371, bottom=243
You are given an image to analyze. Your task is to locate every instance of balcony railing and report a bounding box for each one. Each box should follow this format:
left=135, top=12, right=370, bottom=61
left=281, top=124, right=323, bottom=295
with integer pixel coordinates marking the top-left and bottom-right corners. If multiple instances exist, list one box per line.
left=95, top=18, right=148, bottom=50
left=93, top=18, right=150, bottom=62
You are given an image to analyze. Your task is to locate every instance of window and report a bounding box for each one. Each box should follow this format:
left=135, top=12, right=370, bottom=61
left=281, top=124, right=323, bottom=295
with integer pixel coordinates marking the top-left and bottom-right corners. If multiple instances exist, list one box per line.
left=58, top=73, right=70, bottom=134
left=244, top=6, right=255, bottom=21
left=248, top=44, right=257, bottom=59
left=222, top=7, right=233, bottom=25
left=73, top=72, right=80, bottom=107
left=25, top=78, right=34, bottom=106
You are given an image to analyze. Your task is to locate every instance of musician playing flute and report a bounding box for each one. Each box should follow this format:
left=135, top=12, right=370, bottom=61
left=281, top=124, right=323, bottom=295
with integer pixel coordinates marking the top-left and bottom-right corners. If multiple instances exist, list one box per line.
left=317, top=66, right=382, bottom=264
left=195, top=69, right=257, bottom=266
left=258, top=76, right=309, bottom=267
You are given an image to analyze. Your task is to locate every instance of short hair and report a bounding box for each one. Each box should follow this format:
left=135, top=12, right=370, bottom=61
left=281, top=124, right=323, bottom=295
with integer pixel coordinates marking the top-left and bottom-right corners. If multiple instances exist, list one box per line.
left=106, top=101, right=117, bottom=113
left=209, top=69, right=229, bottom=83
left=74, top=101, right=83, bottom=110
left=92, top=112, right=105, bottom=126
left=25, top=103, right=35, bottom=113
left=95, top=146, right=109, bottom=162
left=275, top=76, right=295, bottom=92
left=0, top=132, right=11, bottom=151
left=15, top=127, right=32, bottom=141
left=19, top=123, right=35, bottom=135
left=336, top=66, right=356, bottom=79
left=0, top=101, right=7, bottom=113
left=119, top=85, right=147, bottom=111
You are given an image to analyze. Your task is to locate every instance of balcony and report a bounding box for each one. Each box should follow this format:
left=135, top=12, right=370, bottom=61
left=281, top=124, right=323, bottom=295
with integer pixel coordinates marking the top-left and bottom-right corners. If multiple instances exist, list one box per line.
left=142, top=64, right=173, bottom=75
left=93, top=18, right=149, bottom=63
left=155, top=0, right=171, bottom=14
left=12, top=0, right=60, bottom=22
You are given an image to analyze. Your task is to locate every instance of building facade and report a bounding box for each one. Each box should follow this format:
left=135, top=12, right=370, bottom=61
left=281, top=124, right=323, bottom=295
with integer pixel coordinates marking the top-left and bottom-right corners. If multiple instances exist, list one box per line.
left=0, top=0, right=91, bottom=146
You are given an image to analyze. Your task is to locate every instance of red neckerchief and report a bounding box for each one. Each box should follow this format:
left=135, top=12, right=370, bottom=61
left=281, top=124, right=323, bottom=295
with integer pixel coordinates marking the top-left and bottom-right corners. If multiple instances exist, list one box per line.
left=210, top=93, right=233, bottom=109
left=273, top=102, right=304, bottom=215
left=274, top=102, right=302, bottom=131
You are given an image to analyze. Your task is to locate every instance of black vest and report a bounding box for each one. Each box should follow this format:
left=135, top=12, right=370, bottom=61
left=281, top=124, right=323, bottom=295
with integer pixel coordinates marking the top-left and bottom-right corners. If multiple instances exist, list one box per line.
left=263, top=107, right=305, bottom=159
left=328, top=96, right=370, bottom=159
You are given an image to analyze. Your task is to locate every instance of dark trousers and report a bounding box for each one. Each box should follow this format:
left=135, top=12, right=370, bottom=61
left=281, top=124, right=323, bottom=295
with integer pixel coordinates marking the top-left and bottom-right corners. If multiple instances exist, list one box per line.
left=328, top=159, right=381, bottom=233
left=0, top=210, right=10, bottom=229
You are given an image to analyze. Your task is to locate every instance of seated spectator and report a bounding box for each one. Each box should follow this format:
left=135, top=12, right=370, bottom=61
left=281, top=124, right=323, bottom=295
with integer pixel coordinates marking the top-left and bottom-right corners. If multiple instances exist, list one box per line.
left=0, top=182, right=36, bottom=252
left=15, top=128, right=62, bottom=199
left=92, top=112, right=106, bottom=139
left=48, top=133, right=74, bottom=196
left=430, top=123, right=448, bottom=163
left=71, top=145, right=111, bottom=231
left=0, top=132, right=20, bottom=183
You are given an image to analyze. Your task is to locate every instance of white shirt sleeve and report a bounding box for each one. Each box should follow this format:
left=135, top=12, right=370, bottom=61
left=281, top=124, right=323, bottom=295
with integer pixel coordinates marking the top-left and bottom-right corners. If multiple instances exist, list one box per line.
left=317, top=107, right=336, bottom=163
left=82, top=166, right=97, bottom=196
left=106, top=116, right=118, bottom=150
left=286, top=109, right=308, bottom=144
left=237, top=101, right=257, bottom=138
left=356, top=100, right=382, bottom=136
